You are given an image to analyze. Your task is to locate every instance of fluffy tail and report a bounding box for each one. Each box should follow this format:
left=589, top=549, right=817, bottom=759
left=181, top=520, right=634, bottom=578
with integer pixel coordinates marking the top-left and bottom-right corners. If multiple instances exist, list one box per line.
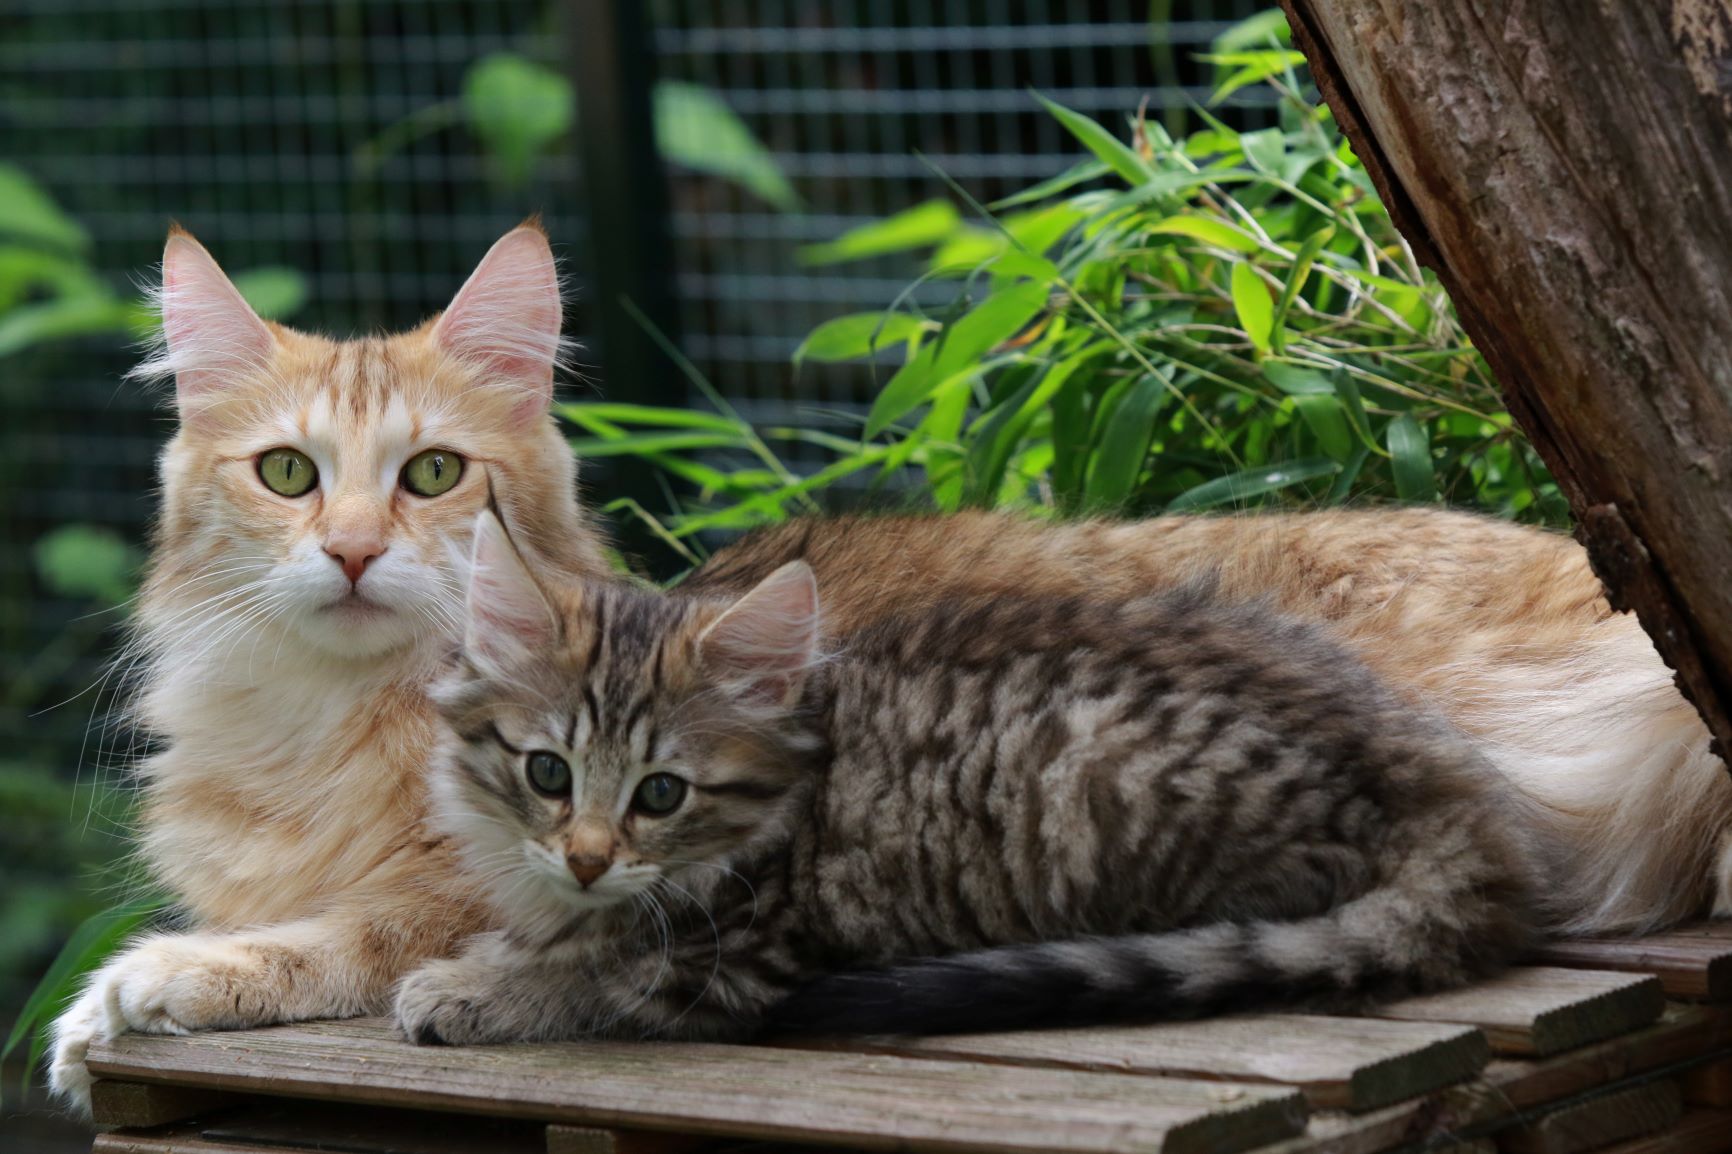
left=770, top=876, right=1532, bottom=1035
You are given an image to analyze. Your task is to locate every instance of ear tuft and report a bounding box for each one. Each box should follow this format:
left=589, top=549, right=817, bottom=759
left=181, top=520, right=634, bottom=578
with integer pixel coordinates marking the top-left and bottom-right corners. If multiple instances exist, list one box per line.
left=135, top=230, right=276, bottom=416
left=465, top=511, right=558, bottom=668
left=434, top=227, right=564, bottom=423
left=698, top=561, right=821, bottom=708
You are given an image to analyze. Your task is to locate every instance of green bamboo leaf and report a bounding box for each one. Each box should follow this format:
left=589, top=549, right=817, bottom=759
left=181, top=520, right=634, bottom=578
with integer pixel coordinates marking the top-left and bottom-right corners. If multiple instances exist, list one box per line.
left=989, top=159, right=1110, bottom=210
left=863, top=281, right=1048, bottom=439
left=568, top=432, right=744, bottom=457
left=1084, top=370, right=1173, bottom=509
left=1166, top=458, right=1340, bottom=512
left=1031, top=91, right=1156, bottom=187
left=964, top=345, right=1105, bottom=504
left=798, top=201, right=960, bottom=266
left=1239, top=128, right=1286, bottom=175
left=230, top=267, right=309, bottom=321
left=794, top=312, right=926, bottom=363
left=1261, top=363, right=1334, bottom=395
left=0, top=164, right=88, bottom=252
left=463, top=54, right=573, bottom=187
left=555, top=403, right=741, bottom=434
left=1325, top=446, right=1371, bottom=504
left=1231, top=261, right=1275, bottom=352
left=1148, top=216, right=1262, bottom=254
left=1269, top=225, right=1334, bottom=353
left=1292, top=394, right=1352, bottom=461
left=4, top=897, right=163, bottom=1099
left=654, top=81, right=800, bottom=211
left=1386, top=414, right=1438, bottom=501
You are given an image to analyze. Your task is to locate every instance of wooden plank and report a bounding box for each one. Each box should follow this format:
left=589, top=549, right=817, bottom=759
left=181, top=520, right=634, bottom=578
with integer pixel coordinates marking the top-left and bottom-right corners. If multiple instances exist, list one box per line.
left=545, top=1126, right=707, bottom=1154
left=94, top=1131, right=261, bottom=1154
left=1373, top=968, right=1665, bottom=1056
left=88, top=1078, right=238, bottom=1128
left=1496, top=1080, right=1682, bottom=1154
left=1682, top=1056, right=1732, bottom=1108
left=809, top=1014, right=1488, bottom=1112
left=1533, top=923, right=1732, bottom=1002
left=1259, top=1005, right=1732, bottom=1154
left=1590, top=1109, right=1732, bottom=1154
left=95, top=1104, right=547, bottom=1154
left=87, top=1018, right=1308, bottom=1154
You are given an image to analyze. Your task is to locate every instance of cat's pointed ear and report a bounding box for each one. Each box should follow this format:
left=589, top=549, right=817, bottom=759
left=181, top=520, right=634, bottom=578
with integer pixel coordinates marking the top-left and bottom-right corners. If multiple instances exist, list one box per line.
left=434, top=224, right=563, bottom=423
left=465, top=511, right=558, bottom=669
left=156, top=228, right=276, bottom=415
left=698, top=561, right=820, bottom=708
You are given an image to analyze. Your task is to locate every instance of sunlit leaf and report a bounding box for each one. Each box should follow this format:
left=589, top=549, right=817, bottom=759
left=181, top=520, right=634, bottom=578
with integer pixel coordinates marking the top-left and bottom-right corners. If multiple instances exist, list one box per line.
left=655, top=81, right=799, bottom=211
left=231, top=267, right=308, bottom=321
left=0, top=164, right=88, bottom=252
left=1231, top=261, right=1275, bottom=352
left=1148, top=216, right=1262, bottom=254
left=33, top=524, right=139, bottom=604
left=463, top=54, right=573, bottom=187
left=1031, top=91, right=1155, bottom=186
left=864, top=281, right=1048, bottom=439
left=794, top=312, right=927, bottom=362
left=798, top=201, right=960, bottom=265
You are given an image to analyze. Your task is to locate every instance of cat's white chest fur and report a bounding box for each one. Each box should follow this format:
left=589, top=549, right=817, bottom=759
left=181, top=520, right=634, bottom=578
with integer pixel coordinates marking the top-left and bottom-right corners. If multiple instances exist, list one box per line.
left=135, top=634, right=442, bottom=928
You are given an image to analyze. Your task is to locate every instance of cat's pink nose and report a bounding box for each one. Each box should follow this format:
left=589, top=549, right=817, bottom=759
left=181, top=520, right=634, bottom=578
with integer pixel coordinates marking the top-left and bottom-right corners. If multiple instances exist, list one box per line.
left=325, top=538, right=384, bottom=585
left=567, top=854, right=610, bottom=887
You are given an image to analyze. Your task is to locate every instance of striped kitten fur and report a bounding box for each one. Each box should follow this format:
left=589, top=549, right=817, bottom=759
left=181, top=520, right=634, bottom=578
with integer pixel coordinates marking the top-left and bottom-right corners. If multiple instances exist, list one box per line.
left=396, top=512, right=1554, bottom=1043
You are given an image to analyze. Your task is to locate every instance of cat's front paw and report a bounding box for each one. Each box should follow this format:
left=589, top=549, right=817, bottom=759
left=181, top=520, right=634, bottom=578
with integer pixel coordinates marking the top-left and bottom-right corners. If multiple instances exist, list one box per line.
left=108, top=934, right=276, bottom=1036
left=394, top=957, right=499, bottom=1046
left=48, top=979, right=120, bottom=1118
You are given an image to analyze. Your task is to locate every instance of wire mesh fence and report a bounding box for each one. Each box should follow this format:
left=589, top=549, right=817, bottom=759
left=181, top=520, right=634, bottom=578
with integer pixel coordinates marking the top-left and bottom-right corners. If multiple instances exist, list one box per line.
left=0, top=0, right=1269, bottom=1019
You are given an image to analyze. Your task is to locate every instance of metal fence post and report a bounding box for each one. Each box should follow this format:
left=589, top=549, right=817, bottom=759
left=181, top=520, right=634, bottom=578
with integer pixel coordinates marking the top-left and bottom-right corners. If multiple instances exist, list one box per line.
left=566, top=0, right=682, bottom=564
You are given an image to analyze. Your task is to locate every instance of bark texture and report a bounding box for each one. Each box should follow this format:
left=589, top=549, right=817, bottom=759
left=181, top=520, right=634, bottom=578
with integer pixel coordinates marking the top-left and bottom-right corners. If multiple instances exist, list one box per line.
left=1279, top=0, right=1732, bottom=762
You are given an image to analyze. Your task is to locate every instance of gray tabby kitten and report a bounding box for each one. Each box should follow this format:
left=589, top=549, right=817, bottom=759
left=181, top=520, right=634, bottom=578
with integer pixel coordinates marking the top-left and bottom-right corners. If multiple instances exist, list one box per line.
left=394, top=512, right=1553, bottom=1044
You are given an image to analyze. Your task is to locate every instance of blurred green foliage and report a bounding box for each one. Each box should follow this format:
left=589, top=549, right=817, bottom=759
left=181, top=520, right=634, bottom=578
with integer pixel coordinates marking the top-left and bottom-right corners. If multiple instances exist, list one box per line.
left=567, top=16, right=1560, bottom=555
left=365, top=56, right=797, bottom=209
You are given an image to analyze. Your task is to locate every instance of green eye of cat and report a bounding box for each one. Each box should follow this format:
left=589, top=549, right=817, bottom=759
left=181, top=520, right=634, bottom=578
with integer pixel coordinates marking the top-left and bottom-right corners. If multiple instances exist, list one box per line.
left=401, top=449, right=463, bottom=497
left=525, top=751, right=571, bottom=797
left=257, top=449, right=318, bottom=497
left=632, top=773, right=687, bottom=816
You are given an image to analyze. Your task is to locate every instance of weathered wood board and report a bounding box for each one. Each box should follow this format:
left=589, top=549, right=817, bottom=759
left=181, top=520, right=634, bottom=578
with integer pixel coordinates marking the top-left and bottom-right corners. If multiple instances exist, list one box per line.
left=1534, top=922, right=1732, bottom=1002
left=1592, top=1109, right=1732, bottom=1154
left=1495, top=1079, right=1682, bottom=1154
left=818, top=1013, right=1488, bottom=1112
left=1682, top=1055, right=1732, bottom=1107
left=1374, top=968, right=1665, bottom=1056
left=87, top=1018, right=1307, bottom=1154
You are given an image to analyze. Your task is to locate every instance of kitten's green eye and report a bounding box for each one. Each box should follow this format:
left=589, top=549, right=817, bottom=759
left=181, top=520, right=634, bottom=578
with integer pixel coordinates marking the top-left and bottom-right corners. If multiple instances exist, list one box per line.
left=526, top=751, right=571, bottom=797
left=258, top=449, right=318, bottom=497
left=401, top=449, right=463, bottom=497
left=633, top=773, right=687, bottom=816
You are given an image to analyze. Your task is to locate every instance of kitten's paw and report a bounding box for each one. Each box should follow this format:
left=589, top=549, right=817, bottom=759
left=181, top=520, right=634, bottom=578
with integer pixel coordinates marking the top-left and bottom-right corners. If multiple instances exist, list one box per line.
left=394, top=958, right=499, bottom=1046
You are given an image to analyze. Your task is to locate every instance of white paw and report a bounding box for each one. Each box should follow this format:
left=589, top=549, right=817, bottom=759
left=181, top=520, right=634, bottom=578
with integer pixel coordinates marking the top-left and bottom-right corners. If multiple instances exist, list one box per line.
left=48, top=977, right=123, bottom=1118
left=47, top=933, right=266, bottom=1113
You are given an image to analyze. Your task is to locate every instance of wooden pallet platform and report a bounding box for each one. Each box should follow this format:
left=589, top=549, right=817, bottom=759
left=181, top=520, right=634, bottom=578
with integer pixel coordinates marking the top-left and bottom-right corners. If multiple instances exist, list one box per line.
left=84, top=923, right=1732, bottom=1154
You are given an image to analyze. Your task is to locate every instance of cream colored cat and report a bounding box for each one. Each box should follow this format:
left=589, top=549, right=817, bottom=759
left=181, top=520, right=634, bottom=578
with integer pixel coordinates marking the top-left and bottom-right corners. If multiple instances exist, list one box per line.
left=49, top=223, right=612, bottom=1112
left=50, top=221, right=1732, bottom=1114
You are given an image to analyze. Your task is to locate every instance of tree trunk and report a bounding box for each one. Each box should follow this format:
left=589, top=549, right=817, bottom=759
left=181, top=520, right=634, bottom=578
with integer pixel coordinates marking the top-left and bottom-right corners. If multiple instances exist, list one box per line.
left=1278, top=0, right=1732, bottom=767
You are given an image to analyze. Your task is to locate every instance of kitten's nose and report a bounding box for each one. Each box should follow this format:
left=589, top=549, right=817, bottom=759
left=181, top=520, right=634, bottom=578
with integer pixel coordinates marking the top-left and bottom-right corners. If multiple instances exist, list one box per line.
left=324, top=537, right=385, bottom=585
left=566, top=853, right=611, bottom=887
